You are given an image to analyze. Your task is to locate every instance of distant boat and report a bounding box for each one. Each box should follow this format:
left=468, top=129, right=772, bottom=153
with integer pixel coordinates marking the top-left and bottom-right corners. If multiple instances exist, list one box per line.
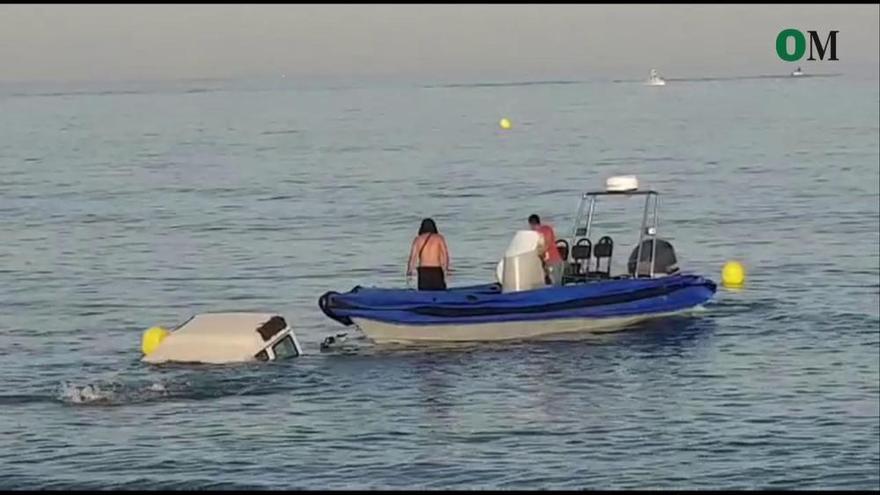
left=791, top=67, right=804, bottom=77
left=646, top=69, right=666, bottom=86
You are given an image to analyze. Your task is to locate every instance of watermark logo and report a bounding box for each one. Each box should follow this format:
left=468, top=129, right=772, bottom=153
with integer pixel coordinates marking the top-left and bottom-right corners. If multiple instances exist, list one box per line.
left=776, top=29, right=839, bottom=61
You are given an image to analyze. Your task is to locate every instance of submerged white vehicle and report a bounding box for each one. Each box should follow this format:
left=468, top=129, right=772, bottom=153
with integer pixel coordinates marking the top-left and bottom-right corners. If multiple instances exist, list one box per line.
left=646, top=68, right=666, bottom=86
left=141, top=312, right=303, bottom=364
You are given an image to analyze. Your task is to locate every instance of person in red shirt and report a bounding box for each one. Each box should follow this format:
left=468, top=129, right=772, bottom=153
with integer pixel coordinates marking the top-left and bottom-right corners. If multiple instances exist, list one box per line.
left=528, top=214, right=564, bottom=286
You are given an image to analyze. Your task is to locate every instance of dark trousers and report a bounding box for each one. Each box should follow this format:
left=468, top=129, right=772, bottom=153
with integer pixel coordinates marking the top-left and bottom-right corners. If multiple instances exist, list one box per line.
left=417, top=266, right=446, bottom=291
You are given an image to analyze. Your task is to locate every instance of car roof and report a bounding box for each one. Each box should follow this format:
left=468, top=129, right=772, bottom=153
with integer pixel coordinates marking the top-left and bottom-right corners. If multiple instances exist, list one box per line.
left=175, top=312, right=280, bottom=337
left=143, top=312, right=285, bottom=364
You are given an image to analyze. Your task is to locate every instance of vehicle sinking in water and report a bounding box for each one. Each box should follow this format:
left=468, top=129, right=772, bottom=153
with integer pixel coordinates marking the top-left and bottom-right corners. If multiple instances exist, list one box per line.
left=141, top=312, right=303, bottom=364
left=319, top=176, right=717, bottom=344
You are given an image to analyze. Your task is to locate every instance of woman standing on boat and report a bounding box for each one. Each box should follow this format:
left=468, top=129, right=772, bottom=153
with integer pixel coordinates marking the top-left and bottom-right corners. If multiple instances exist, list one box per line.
left=406, top=218, right=450, bottom=291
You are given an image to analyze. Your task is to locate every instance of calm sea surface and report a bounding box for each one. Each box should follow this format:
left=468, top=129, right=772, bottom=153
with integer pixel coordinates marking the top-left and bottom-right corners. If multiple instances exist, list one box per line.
left=1, top=75, right=878, bottom=489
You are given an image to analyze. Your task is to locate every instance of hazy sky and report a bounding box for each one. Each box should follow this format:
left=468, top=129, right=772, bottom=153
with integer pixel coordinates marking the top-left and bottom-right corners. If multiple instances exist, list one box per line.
left=1, top=4, right=877, bottom=83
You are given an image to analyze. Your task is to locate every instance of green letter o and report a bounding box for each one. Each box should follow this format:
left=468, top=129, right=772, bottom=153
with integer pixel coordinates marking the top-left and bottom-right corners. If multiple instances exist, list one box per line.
left=776, top=29, right=806, bottom=61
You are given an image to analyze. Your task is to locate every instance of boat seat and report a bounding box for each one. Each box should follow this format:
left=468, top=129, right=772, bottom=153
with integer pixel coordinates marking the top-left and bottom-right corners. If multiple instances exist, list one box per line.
left=627, top=238, right=680, bottom=278
left=562, top=238, right=592, bottom=284
left=555, top=239, right=570, bottom=262
left=570, top=238, right=592, bottom=272
left=588, top=236, right=613, bottom=278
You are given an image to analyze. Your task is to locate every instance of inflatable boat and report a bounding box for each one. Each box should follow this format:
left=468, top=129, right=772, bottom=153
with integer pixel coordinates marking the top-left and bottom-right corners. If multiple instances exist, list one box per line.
left=319, top=176, right=717, bottom=343
left=320, top=275, right=715, bottom=342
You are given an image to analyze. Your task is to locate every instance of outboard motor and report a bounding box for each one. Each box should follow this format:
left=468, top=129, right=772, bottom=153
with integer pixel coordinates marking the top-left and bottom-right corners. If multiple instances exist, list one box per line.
left=495, top=230, right=547, bottom=293
left=627, top=237, right=679, bottom=277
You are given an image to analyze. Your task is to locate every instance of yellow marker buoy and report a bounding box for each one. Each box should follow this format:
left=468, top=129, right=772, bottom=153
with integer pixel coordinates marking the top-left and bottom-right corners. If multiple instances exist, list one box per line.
left=142, top=326, right=169, bottom=356
left=721, top=260, right=745, bottom=287
left=499, top=118, right=512, bottom=130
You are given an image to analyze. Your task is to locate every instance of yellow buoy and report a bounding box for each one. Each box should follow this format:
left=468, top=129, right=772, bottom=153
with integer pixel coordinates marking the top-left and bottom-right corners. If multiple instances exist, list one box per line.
left=141, top=326, right=169, bottom=356
left=721, top=260, right=745, bottom=287
left=499, top=118, right=512, bottom=130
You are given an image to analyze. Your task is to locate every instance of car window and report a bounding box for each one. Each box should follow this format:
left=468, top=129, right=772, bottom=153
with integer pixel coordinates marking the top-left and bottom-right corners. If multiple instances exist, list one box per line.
left=272, top=336, right=299, bottom=359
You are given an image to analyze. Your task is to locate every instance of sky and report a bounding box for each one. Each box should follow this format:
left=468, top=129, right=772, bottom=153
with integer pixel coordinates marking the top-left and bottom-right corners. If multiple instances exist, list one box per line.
left=1, top=4, right=878, bottom=83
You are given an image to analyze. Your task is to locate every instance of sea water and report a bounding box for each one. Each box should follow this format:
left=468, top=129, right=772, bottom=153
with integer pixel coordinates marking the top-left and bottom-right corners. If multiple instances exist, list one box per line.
left=0, top=75, right=877, bottom=489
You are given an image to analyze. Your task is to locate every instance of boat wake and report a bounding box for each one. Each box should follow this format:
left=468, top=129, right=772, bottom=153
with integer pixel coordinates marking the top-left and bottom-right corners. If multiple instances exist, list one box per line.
left=57, top=380, right=172, bottom=406
left=52, top=370, right=279, bottom=406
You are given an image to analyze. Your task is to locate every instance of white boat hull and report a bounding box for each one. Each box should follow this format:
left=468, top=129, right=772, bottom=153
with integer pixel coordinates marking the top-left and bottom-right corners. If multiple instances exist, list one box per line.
left=351, top=310, right=689, bottom=344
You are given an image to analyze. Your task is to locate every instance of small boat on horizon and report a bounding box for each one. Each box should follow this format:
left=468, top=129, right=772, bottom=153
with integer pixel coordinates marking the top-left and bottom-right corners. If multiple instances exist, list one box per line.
left=646, top=68, right=666, bottom=86
left=791, top=67, right=804, bottom=77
